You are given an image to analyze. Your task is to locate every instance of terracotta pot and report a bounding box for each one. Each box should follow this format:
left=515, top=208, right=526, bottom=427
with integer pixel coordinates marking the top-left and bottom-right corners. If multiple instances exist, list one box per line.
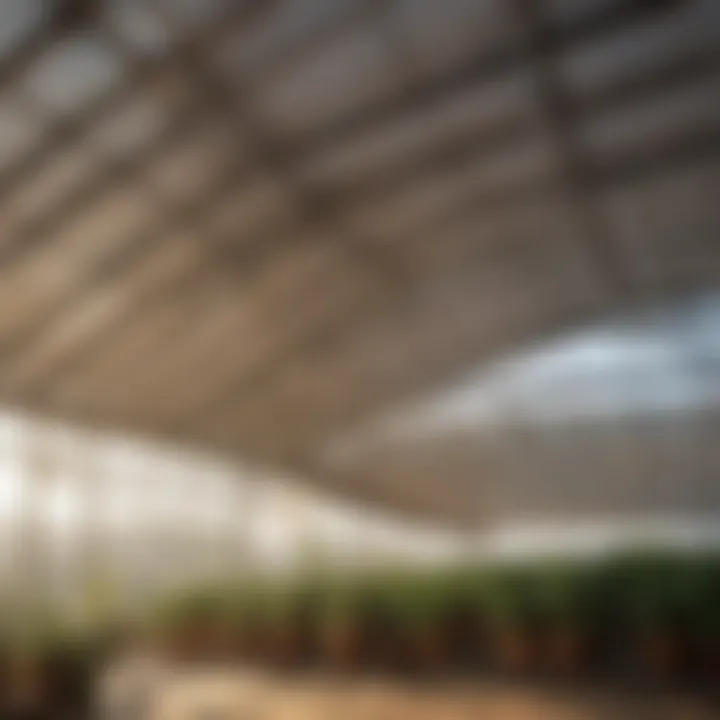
left=542, top=628, right=589, bottom=676
left=410, top=629, right=450, bottom=672
left=201, top=622, right=231, bottom=661
left=171, top=624, right=208, bottom=663
left=491, top=627, right=538, bottom=675
left=636, top=630, right=687, bottom=680
left=5, top=657, right=50, bottom=713
left=322, top=623, right=363, bottom=669
left=468, top=619, right=493, bottom=667
left=700, top=637, right=720, bottom=682
left=273, top=622, right=313, bottom=668
left=44, top=658, right=93, bottom=715
left=371, top=626, right=404, bottom=671
left=234, top=627, right=264, bottom=662
left=227, top=629, right=247, bottom=660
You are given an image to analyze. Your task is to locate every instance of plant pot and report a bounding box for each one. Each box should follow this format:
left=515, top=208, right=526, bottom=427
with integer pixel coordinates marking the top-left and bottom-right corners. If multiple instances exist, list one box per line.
left=44, top=657, right=93, bottom=717
left=4, top=656, right=50, bottom=715
left=542, top=627, right=590, bottom=676
left=268, top=624, right=306, bottom=668
left=699, top=637, right=720, bottom=683
left=170, top=624, right=209, bottom=664
left=490, top=627, right=539, bottom=675
left=406, top=628, right=451, bottom=673
left=463, top=616, right=492, bottom=669
left=445, top=612, right=476, bottom=668
left=193, top=621, right=227, bottom=662
left=634, top=629, right=688, bottom=681
left=231, top=627, right=258, bottom=662
left=321, top=622, right=364, bottom=670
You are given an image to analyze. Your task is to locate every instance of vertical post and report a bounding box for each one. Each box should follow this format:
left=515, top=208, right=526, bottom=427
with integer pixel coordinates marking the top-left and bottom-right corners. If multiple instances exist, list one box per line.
left=3, top=419, right=26, bottom=639
left=77, top=435, right=108, bottom=629
left=17, top=426, right=52, bottom=637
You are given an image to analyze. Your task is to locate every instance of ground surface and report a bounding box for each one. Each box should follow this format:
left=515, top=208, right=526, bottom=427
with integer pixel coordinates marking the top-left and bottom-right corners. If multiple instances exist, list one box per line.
left=144, top=670, right=719, bottom=720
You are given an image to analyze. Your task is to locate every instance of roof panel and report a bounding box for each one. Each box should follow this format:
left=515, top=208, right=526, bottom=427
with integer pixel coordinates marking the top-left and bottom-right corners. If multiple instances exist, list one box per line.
left=24, top=36, right=124, bottom=115
left=0, top=0, right=47, bottom=58
left=0, top=0, right=717, bottom=521
left=397, top=0, right=521, bottom=79
left=256, top=23, right=403, bottom=140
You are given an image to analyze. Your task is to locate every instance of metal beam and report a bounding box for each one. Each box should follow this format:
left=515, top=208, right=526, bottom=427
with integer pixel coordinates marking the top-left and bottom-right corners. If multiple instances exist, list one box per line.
left=2, top=0, right=688, bottom=404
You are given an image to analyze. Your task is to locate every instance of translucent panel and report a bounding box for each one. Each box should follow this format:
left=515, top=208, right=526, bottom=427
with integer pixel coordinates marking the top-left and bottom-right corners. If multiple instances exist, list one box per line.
left=605, top=158, right=720, bottom=289
left=89, top=93, right=177, bottom=160
left=0, top=97, right=46, bottom=172
left=256, top=25, right=402, bottom=139
left=206, top=178, right=291, bottom=248
left=351, top=131, right=556, bottom=243
left=397, top=0, right=521, bottom=79
left=103, top=0, right=176, bottom=56
left=159, top=0, right=237, bottom=29
left=344, top=293, right=720, bottom=438
left=0, top=404, right=453, bottom=609
left=0, top=0, right=47, bottom=58
left=580, top=72, right=720, bottom=164
left=24, top=38, right=125, bottom=115
left=147, top=116, right=238, bottom=206
left=300, top=71, right=539, bottom=192
left=327, top=292, right=720, bottom=524
left=545, top=0, right=625, bottom=28
left=216, top=0, right=358, bottom=80
left=9, top=140, right=97, bottom=224
left=558, top=1, right=720, bottom=97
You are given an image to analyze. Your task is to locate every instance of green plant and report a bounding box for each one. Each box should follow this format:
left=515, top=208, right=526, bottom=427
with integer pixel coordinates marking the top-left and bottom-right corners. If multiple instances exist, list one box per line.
left=532, top=561, right=594, bottom=630
left=474, top=564, right=539, bottom=631
left=104, top=549, right=719, bottom=680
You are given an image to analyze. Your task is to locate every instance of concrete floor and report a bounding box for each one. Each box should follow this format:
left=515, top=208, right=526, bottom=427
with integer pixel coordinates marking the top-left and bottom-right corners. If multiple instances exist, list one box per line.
left=145, top=670, right=719, bottom=720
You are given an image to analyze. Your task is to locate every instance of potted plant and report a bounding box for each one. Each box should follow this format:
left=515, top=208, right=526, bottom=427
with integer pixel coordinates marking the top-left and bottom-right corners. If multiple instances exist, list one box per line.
left=678, top=553, right=720, bottom=684
left=479, top=565, right=543, bottom=676
left=446, top=565, right=496, bottom=669
left=41, top=631, right=98, bottom=717
left=3, top=648, right=49, bottom=717
left=261, top=581, right=311, bottom=668
left=610, top=552, right=695, bottom=682
left=317, top=578, right=370, bottom=671
left=534, top=561, right=595, bottom=677
left=1, top=617, right=96, bottom=719
left=225, top=582, right=268, bottom=663
left=386, top=570, right=455, bottom=674
left=157, top=588, right=221, bottom=663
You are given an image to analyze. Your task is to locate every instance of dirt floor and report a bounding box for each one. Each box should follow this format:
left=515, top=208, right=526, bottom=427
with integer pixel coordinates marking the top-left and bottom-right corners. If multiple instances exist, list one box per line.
left=149, top=670, right=719, bottom=720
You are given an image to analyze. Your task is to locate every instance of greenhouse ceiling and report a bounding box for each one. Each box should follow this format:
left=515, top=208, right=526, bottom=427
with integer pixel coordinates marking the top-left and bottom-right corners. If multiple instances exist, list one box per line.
left=0, top=0, right=718, bottom=522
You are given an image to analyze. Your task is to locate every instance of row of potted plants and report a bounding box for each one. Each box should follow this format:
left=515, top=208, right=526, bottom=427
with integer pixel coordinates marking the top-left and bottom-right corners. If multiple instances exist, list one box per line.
left=155, top=550, right=720, bottom=684
left=0, top=548, right=715, bottom=715
left=0, top=626, right=102, bottom=717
